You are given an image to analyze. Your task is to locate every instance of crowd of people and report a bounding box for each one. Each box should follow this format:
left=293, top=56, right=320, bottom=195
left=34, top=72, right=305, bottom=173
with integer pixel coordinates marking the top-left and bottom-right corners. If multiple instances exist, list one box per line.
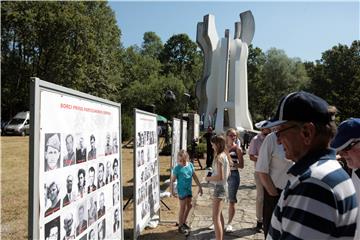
left=170, top=90, right=360, bottom=240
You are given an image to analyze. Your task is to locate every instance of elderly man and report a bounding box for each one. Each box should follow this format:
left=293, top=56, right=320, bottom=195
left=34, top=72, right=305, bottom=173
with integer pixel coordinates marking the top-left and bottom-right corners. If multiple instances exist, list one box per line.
left=266, top=91, right=357, bottom=239
left=249, top=120, right=271, bottom=231
left=331, top=118, right=360, bottom=239
left=63, top=175, right=76, bottom=207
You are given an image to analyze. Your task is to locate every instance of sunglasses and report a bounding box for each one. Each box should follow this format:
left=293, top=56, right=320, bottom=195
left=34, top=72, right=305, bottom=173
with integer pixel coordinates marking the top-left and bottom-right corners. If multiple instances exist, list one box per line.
left=343, top=140, right=360, bottom=152
left=274, top=125, right=298, bottom=138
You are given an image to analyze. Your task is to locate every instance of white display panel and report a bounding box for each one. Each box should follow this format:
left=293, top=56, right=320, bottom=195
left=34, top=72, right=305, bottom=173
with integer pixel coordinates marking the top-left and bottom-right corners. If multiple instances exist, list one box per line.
left=171, top=118, right=181, bottom=169
left=181, top=120, right=188, bottom=150
left=30, top=79, right=123, bottom=240
left=134, top=109, right=160, bottom=239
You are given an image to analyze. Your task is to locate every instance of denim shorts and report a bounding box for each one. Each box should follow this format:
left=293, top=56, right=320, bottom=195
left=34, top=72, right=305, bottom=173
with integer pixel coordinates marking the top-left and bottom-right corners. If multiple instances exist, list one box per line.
left=213, top=184, right=227, bottom=199
left=179, top=194, right=192, bottom=200
left=227, top=170, right=240, bottom=203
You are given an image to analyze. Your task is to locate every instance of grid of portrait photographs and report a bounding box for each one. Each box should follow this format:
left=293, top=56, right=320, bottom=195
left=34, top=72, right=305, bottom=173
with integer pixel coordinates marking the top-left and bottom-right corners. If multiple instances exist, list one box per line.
left=134, top=110, right=160, bottom=237
left=38, top=90, right=122, bottom=240
left=171, top=118, right=181, bottom=169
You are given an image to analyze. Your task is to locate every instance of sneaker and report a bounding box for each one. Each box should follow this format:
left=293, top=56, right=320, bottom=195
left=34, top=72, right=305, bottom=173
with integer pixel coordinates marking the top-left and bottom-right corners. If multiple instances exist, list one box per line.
left=183, top=223, right=191, bottom=229
left=208, top=224, right=214, bottom=230
left=225, top=224, right=233, bottom=233
left=178, top=225, right=190, bottom=236
left=255, top=221, right=263, bottom=232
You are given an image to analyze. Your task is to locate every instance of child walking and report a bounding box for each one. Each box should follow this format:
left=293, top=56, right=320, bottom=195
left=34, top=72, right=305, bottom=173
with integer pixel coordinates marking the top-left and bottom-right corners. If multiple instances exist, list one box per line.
left=205, top=135, right=230, bottom=240
left=170, top=149, right=203, bottom=236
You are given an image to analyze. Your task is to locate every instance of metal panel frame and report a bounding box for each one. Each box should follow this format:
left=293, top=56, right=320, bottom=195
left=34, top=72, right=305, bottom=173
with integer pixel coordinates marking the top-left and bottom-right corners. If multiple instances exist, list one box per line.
left=133, top=109, right=160, bottom=239
left=29, top=77, right=123, bottom=240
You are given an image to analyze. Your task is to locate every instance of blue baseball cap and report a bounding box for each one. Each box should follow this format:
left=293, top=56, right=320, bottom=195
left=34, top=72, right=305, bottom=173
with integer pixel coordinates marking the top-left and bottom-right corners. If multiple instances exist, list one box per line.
left=331, top=118, right=360, bottom=151
left=267, top=91, right=334, bottom=128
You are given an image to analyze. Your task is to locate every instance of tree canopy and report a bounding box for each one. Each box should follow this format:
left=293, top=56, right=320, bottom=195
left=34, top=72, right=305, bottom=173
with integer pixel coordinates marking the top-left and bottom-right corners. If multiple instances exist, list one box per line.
left=1, top=1, right=359, bottom=137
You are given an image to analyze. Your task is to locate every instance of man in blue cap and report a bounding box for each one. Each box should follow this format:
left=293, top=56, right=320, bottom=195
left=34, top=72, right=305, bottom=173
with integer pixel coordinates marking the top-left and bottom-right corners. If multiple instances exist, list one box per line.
left=266, top=91, right=357, bottom=240
left=331, top=118, right=360, bottom=239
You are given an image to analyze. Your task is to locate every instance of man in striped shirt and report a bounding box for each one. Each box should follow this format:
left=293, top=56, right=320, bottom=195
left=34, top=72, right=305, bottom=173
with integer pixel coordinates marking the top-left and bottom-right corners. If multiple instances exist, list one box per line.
left=266, top=91, right=358, bottom=239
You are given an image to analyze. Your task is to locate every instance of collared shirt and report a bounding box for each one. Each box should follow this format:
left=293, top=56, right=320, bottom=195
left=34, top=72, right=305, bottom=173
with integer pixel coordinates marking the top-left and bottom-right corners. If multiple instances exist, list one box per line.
left=249, top=133, right=266, bottom=167
left=255, top=133, right=293, bottom=189
left=352, top=169, right=360, bottom=239
left=267, top=149, right=358, bottom=240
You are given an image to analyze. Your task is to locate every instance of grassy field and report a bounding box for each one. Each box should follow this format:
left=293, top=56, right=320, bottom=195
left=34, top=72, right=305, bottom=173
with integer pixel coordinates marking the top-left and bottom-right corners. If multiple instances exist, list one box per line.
left=1, top=136, right=206, bottom=240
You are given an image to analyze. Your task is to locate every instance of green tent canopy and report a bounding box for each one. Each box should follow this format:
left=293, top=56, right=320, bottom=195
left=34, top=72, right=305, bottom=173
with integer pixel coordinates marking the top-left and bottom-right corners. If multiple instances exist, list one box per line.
left=157, top=115, right=167, bottom=123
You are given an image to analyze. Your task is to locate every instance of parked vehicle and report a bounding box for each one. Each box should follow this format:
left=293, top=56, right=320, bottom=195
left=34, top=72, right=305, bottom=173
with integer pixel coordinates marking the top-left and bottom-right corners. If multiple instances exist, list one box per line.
left=3, top=111, right=30, bottom=136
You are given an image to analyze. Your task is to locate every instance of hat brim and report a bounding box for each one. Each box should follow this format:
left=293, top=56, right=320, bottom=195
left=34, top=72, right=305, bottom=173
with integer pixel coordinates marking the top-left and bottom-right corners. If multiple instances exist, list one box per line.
left=332, top=137, right=360, bottom=152
left=265, top=120, right=287, bottom=128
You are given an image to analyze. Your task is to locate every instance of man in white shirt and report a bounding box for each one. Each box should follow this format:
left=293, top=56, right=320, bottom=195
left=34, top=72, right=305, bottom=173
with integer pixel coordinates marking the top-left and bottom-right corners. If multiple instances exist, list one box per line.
left=255, top=132, right=293, bottom=237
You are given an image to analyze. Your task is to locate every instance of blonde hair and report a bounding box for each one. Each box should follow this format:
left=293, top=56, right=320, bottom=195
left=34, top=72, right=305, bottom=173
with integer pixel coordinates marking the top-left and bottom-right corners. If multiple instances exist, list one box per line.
left=177, top=149, right=189, bottom=163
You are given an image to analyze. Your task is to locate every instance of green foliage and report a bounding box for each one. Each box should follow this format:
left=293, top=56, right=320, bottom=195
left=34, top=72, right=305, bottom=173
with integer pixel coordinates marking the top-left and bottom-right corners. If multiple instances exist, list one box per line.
left=121, top=112, right=133, bottom=141
left=1, top=1, right=122, bottom=119
left=305, top=41, right=360, bottom=121
left=248, top=47, right=309, bottom=123
left=141, top=31, right=163, bottom=59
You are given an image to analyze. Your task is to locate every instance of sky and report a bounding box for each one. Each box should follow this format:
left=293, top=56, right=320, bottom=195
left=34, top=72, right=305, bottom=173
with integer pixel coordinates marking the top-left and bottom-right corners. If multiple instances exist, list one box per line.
left=109, top=1, right=359, bottom=62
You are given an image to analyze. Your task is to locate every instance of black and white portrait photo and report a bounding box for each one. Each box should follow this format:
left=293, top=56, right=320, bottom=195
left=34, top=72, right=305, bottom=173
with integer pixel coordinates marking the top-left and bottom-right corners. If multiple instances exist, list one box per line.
left=97, top=163, right=105, bottom=188
left=87, top=166, right=96, bottom=193
left=76, top=135, right=87, bottom=164
left=104, top=133, right=112, bottom=156
left=45, top=181, right=61, bottom=217
left=62, top=212, right=76, bottom=240
left=98, top=192, right=106, bottom=218
left=112, top=158, right=119, bottom=181
left=112, top=182, right=119, bottom=206
left=45, top=216, right=60, bottom=240
left=63, top=134, right=75, bottom=167
left=63, top=174, right=76, bottom=207
left=88, top=196, right=97, bottom=226
left=105, top=161, right=112, bottom=184
left=88, top=134, right=96, bottom=160
left=97, top=219, right=106, bottom=240
left=76, top=202, right=87, bottom=236
left=45, top=133, right=61, bottom=172
left=77, top=168, right=86, bottom=199
left=113, top=208, right=120, bottom=233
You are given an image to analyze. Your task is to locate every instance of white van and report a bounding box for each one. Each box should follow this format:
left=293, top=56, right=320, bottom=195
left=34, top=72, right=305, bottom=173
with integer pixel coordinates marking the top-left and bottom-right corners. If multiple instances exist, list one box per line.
left=3, top=111, right=30, bottom=136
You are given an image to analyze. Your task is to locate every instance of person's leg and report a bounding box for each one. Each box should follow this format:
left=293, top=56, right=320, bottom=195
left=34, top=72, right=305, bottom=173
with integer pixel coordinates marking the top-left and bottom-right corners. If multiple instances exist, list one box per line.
left=213, top=198, right=224, bottom=240
left=228, top=202, right=235, bottom=224
left=183, top=197, right=192, bottom=225
left=262, top=189, right=280, bottom=237
left=255, top=172, right=264, bottom=228
left=227, top=170, right=239, bottom=225
left=178, top=198, right=186, bottom=226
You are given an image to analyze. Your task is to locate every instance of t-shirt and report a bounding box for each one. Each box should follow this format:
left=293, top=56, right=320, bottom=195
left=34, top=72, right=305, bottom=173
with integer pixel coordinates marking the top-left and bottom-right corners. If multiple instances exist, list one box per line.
left=172, top=162, right=194, bottom=198
left=212, top=152, right=230, bottom=186
left=255, top=132, right=293, bottom=189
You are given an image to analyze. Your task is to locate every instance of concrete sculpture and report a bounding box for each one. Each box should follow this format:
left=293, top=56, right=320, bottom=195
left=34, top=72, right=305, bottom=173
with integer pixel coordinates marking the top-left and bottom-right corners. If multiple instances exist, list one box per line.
left=196, top=11, right=255, bottom=133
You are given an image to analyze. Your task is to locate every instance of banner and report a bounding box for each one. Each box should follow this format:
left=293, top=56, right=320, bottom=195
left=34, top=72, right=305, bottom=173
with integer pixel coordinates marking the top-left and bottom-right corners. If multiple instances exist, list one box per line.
left=171, top=118, right=181, bottom=169
left=134, top=109, right=160, bottom=239
left=181, top=120, right=188, bottom=150
left=30, top=79, right=123, bottom=240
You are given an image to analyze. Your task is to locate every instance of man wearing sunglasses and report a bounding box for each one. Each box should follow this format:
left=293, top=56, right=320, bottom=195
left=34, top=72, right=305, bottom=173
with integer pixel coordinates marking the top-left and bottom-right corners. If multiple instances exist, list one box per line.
left=331, top=118, right=360, bottom=239
left=266, top=91, right=357, bottom=240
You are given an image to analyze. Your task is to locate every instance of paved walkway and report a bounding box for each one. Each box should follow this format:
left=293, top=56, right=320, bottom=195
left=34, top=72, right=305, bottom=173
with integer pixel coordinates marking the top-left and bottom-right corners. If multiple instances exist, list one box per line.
left=188, top=155, right=265, bottom=240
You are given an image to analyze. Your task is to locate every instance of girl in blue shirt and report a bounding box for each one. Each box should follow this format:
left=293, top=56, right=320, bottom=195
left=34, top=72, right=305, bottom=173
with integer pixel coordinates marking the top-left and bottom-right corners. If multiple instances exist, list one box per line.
left=170, top=149, right=203, bottom=235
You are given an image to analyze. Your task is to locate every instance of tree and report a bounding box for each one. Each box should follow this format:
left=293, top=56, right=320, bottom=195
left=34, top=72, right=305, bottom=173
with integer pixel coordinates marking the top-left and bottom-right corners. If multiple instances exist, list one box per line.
left=160, top=33, right=203, bottom=111
left=1, top=1, right=122, bottom=119
left=248, top=48, right=309, bottom=121
left=141, top=31, right=163, bottom=59
left=306, top=41, right=360, bottom=121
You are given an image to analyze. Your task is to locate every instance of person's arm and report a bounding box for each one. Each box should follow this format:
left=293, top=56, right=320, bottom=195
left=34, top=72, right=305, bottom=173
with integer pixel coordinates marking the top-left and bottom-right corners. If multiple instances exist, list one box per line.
left=257, top=172, right=278, bottom=196
left=192, top=172, right=203, bottom=196
left=206, top=157, right=224, bottom=182
left=249, top=154, right=257, bottom=162
left=169, top=173, right=177, bottom=196
left=235, top=147, right=244, bottom=169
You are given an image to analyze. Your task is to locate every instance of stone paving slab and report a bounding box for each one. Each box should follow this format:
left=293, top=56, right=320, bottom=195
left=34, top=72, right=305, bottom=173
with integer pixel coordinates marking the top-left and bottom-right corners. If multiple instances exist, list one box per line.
left=188, top=155, right=265, bottom=240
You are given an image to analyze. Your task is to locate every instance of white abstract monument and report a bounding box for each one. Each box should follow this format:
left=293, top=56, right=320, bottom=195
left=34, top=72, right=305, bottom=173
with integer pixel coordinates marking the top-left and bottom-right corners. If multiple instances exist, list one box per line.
left=196, top=11, right=255, bottom=133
